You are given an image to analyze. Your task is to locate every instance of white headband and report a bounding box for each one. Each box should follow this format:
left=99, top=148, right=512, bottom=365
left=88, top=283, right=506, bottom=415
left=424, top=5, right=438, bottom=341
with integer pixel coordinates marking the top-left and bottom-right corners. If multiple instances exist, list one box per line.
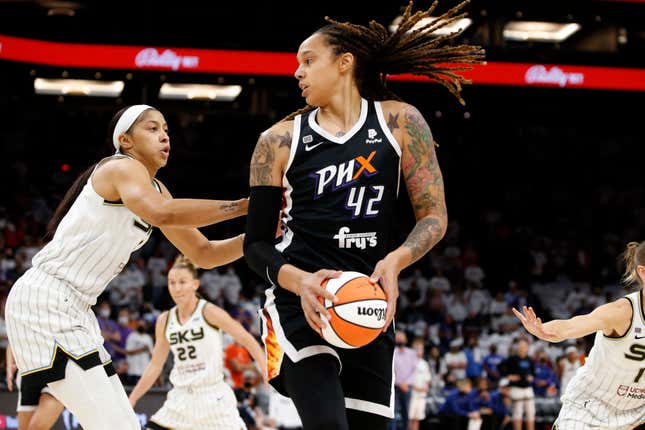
left=112, top=104, right=154, bottom=153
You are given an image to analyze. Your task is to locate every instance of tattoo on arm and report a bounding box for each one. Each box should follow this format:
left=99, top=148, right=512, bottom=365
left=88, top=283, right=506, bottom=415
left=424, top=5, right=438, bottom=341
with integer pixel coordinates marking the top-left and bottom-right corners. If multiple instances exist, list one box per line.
left=249, top=130, right=291, bottom=186
left=387, top=113, right=399, bottom=133
left=400, top=105, right=447, bottom=263
left=402, top=217, right=445, bottom=262
left=218, top=202, right=238, bottom=213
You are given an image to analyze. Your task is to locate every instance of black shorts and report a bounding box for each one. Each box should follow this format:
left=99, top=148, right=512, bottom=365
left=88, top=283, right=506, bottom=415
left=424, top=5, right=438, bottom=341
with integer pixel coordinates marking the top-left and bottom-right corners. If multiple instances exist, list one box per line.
left=19, top=356, right=116, bottom=409
left=262, top=301, right=395, bottom=419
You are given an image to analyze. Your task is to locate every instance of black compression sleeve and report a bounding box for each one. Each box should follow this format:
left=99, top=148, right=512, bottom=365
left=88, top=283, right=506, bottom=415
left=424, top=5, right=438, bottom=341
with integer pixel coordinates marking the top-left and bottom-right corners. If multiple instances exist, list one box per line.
left=244, top=186, right=288, bottom=285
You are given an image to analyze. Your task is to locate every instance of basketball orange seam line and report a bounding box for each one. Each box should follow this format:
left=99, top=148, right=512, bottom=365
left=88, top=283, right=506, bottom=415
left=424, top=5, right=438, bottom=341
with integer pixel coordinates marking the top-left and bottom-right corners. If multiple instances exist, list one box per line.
left=327, top=309, right=359, bottom=347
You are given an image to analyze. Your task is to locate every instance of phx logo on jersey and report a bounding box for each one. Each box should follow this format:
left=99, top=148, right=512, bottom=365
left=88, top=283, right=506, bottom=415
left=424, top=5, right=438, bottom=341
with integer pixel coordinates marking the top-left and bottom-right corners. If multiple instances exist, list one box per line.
left=310, top=151, right=378, bottom=198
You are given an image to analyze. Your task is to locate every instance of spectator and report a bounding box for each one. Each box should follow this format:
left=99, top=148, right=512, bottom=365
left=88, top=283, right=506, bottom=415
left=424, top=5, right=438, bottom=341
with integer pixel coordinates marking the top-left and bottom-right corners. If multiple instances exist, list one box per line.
left=557, top=346, right=581, bottom=394
left=221, top=264, right=242, bottom=307
left=146, top=246, right=168, bottom=307
left=200, top=266, right=224, bottom=305
left=483, top=344, right=504, bottom=384
left=409, top=338, right=431, bottom=430
left=428, top=344, right=448, bottom=394
left=439, top=378, right=481, bottom=430
left=502, top=339, right=535, bottom=430
left=490, top=378, right=513, bottom=430
left=391, top=330, right=418, bottom=430
left=464, top=337, right=484, bottom=380
left=225, top=340, right=255, bottom=390
left=532, top=350, right=558, bottom=397
left=112, top=308, right=134, bottom=379
left=445, top=338, right=468, bottom=380
left=95, top=300, right=120, bottom=358
left=124, top=320, right=153, bottom=386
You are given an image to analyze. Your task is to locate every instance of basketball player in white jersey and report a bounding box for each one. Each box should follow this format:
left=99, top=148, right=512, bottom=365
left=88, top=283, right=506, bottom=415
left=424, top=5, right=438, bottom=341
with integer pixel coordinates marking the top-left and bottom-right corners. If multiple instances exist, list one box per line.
left=513, top=241, right=645, bottom=430
left=128, top=254, right=266, bottom=430
left=6, top=343, right=64, bottom=430
left=5, top=105, right=249, bottom=430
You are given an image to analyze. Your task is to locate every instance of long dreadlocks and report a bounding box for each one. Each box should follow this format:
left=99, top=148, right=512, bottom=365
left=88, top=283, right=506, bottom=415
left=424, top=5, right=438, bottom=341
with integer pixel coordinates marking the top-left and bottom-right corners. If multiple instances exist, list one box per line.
left=283, top=0, right=485, bottom=121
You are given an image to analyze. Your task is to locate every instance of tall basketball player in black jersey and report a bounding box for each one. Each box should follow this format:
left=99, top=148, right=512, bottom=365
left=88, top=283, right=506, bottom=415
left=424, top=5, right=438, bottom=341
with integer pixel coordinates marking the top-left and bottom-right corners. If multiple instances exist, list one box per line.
left=244, top=2, right=484, bottom=429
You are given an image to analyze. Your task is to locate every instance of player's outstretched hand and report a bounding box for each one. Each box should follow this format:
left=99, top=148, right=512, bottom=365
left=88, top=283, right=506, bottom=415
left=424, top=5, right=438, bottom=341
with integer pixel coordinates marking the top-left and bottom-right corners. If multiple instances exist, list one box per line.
left=370, top=255, right=402, bottom=333
left=299, top=269, right=341, bottom=335
left=512, top=306, right=559, bottom=342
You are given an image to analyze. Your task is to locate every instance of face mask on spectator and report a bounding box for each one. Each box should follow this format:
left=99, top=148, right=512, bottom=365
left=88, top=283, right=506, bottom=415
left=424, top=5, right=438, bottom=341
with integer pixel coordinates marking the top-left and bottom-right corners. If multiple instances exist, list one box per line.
left=118, top=316, right=129, bottom=326
left=99, top=308, right=110, bottom=319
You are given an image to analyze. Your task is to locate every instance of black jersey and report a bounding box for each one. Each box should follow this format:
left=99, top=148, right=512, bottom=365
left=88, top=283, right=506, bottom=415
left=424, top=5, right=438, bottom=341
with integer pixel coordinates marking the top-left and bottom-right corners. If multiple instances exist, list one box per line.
left=277, top=98, right=401, bottom=277
left=261, top=100, right=400, bottom=415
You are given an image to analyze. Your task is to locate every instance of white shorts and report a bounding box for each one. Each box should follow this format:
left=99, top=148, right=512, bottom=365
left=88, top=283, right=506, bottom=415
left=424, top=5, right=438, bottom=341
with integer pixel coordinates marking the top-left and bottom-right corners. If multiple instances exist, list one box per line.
left=15, top=374, right=52, bottom=413
left=408, top=393, right=427, bottom=420
left=510, top=386, right=535, bottom=421
left=554, top=399, right=645, bottom=430
left=150, top=382, right=246, bottom=430
left=6, top=269, right=112, bottom=408
left=6, top=269, right=111, bottom=374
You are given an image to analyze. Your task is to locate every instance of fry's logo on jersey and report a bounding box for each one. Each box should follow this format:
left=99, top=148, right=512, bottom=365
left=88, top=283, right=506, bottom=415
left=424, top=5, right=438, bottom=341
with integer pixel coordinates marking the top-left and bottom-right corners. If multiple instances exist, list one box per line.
left=334, top=226, right=377, bottom=249
left=311, top=151, right=378, bottom=198
left=169, top=327, right=204, bottom=345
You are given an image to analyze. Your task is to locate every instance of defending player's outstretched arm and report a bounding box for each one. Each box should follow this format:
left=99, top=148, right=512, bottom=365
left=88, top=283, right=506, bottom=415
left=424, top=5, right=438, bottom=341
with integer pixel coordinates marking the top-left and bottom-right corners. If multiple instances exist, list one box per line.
left=104, top=156, right=248, bottom=228
left=153, top=180, right=246, bottom=269
left=513, top=300, right=632, bottom=343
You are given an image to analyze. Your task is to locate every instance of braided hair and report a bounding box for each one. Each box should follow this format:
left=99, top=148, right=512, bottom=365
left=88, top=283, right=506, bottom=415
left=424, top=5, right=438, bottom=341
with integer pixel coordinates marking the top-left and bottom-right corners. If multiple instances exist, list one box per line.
left=283, top=0, right=485, bottom=121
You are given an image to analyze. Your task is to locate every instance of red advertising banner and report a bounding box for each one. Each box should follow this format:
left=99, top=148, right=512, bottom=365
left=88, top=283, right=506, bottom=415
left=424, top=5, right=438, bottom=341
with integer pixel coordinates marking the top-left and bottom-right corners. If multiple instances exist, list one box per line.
left=1, top=33, right=644, bottom=91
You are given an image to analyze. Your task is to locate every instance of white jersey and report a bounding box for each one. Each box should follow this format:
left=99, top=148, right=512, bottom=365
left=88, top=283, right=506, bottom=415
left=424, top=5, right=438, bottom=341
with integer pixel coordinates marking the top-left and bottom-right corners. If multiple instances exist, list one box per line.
left=165, top=300, right=224, bottom=388
left=32, top=156, right=157, bottom=305
left=558, top=291, right=645, bottom=428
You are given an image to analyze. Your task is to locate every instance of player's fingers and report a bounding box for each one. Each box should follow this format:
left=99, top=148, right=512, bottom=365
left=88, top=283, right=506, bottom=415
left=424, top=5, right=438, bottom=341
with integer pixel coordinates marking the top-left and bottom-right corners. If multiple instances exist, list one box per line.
left=528, top=306, right=537, bottom=320
left=312, top=296, right=332, bottom=321
left=303, top=311, right=321, bottom=334
left=303, top=300, right=325, bottom=330
left=512, top=307, right=527, bottom=323
left=315, top=284, right=337, bottom=304
left=370, top=261, right=384, bottom=283
left=317, top=269, right=342, bottom=279
left=383, top=298, right=397, bottom=333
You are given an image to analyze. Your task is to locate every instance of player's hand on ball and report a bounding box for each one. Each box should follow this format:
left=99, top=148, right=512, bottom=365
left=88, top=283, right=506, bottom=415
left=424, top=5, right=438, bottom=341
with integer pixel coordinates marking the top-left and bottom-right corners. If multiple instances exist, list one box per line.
left=370, top=254, right=402, bottom=333
left=298, top=269, right=340, bottom=334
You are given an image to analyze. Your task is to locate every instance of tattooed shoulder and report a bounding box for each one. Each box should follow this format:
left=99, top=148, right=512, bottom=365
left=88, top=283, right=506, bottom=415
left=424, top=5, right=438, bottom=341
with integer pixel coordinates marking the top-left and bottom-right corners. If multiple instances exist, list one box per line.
left=249, top=122, right=293, bottom=186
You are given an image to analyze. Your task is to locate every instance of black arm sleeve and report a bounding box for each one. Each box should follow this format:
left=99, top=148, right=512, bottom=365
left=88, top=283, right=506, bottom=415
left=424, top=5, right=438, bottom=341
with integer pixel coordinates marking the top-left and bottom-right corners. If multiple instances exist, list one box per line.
left=243, top=186, right=289, bottom=286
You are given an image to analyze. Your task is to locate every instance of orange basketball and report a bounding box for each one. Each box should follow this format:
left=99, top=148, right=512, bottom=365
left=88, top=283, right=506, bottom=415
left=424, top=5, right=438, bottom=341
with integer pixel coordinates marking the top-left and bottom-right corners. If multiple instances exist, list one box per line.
left=319, top=271, right=387, bottom=349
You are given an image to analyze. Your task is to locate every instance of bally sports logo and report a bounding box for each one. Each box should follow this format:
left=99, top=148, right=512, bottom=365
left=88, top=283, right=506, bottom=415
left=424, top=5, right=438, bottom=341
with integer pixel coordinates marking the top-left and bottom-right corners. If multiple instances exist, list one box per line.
left=135, top=48, right=199, bottom=71
left=525, top=65, right=584, bottom=88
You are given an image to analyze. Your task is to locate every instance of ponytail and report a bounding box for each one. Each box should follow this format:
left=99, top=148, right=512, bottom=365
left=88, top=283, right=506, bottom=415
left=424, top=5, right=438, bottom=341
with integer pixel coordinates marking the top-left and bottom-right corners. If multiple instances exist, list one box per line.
left=621, top=241, right=645, bottom=287
left=43, top=163, right=97, bottom=242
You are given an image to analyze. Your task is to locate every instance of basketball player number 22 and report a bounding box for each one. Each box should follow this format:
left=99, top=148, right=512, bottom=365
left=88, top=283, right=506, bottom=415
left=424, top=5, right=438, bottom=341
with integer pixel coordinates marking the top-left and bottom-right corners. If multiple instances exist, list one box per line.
left=346, top=186, right=384, bottom=217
